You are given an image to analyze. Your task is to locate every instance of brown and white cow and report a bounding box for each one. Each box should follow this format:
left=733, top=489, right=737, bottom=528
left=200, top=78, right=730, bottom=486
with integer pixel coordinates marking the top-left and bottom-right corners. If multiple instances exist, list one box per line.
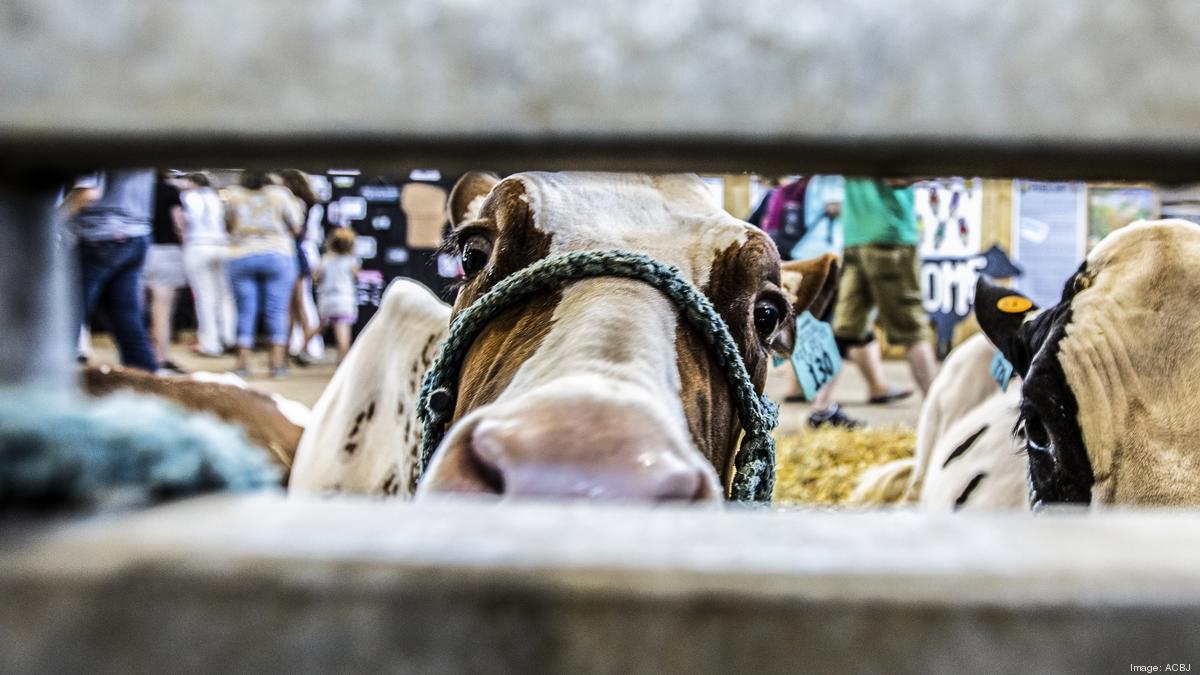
left=82, top=365, right=308, bottom=479
left=290, top=171, right=838, bottom=503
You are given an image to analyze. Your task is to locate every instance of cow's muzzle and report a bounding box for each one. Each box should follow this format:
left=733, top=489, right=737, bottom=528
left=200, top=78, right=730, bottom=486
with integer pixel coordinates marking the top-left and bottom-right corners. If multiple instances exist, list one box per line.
left=416, top=392, right=722, bottom=503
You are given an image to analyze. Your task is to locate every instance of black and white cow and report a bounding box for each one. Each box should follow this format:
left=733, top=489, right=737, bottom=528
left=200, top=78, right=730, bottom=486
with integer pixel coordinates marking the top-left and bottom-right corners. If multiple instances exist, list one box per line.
left=849, top=332, right=1028, bottom=510
left=977, top=219, right=1200, bottom=507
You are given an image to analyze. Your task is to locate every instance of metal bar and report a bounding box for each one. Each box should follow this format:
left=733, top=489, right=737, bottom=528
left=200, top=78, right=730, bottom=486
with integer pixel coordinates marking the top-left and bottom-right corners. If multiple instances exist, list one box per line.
left=0, top=172, right=72, bottom=387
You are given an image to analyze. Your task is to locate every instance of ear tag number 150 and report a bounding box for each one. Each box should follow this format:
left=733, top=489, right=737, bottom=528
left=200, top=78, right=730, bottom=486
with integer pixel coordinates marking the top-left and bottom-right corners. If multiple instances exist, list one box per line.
left=789, top=311, right=841, bottom=401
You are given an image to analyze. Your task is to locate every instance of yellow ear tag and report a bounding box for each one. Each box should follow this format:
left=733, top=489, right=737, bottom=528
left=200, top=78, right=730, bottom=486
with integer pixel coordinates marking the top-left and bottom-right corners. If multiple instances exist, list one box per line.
left=996, top=295, right=1033, bottom=314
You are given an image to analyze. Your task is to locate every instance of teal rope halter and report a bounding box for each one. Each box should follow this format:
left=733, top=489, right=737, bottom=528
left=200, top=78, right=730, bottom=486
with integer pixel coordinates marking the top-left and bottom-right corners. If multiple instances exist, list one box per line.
left=416, top=250, right=779, bottom=502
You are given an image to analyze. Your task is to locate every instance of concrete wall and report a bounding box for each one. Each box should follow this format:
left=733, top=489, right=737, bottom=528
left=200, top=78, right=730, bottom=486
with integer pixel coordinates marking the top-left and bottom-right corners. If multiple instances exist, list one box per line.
left=3, top=495, right=1199, bottom=673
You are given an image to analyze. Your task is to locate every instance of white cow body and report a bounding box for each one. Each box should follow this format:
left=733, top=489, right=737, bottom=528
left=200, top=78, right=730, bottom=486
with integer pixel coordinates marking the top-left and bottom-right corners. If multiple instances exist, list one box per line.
left=289, top=279, right=450, bottom=498
left=850, top=332, right=1029, bottom=510
left=918, top=386, right=1029, bottom=511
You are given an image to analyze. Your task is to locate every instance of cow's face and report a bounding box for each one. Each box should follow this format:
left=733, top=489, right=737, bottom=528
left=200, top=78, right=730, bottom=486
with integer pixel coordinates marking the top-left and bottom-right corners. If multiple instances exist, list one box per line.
left=978, top=219, right=1200, bottom=507
left=418, top=172, right=838, bottom=503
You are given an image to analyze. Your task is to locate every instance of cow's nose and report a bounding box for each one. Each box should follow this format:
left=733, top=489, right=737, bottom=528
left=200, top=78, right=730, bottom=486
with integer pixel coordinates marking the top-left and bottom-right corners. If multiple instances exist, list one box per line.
left=419, top=400, right=720, bottom=503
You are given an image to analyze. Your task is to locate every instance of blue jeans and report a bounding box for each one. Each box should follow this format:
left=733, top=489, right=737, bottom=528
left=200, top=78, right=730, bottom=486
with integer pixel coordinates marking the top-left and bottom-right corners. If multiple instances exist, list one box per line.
left=227, top=252, right=297, bottom=348
left=79, top=235, right=157, bottom=372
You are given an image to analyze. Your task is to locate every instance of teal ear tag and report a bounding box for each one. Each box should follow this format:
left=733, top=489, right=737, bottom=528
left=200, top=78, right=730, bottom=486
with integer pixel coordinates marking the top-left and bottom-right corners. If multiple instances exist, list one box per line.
left=990, top=350, right=1014, bottom=391
left=788, top=311, right=842, bottom=401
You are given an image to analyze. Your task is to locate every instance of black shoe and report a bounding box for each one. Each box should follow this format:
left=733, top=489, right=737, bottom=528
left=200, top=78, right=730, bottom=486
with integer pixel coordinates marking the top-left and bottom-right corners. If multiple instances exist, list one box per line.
left=808, top=403, right=863, bottom=429
left=291, top=353, right=315, bottom=368
left=158, top=360, right=187, bottom=375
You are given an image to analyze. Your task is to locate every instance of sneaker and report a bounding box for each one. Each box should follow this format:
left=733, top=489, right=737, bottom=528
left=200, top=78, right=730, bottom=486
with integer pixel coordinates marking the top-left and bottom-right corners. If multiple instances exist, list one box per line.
left=808, top=403, right=863, bottom=430
left=231, top=367, right=251, bottom=379
left=270, top=367, right=289, bottom=379
left=291, top=353, right=316, bottom=368
left=159, top=360, right=187, bottom=375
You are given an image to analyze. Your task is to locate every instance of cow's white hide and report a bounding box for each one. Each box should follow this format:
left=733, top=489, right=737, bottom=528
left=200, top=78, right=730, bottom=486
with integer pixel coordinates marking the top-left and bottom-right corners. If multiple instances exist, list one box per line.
left=848, top=333, right=1004, bottom=506
left=848, top=332, right=1029, bottom=510
left=908, top=332, right=1005, bottom=498
left=289, top=279, right=450, bottom=497
left=918, top=386, right=1029, bottom=511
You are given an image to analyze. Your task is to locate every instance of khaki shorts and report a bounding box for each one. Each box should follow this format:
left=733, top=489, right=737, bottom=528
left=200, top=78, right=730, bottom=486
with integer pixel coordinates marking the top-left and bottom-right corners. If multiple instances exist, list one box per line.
left=832, top=244, right=929, bottom=347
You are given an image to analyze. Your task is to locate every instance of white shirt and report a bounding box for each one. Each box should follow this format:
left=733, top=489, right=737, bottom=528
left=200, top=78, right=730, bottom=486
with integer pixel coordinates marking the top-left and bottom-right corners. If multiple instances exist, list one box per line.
left=181, top=187, right=228, bottom=246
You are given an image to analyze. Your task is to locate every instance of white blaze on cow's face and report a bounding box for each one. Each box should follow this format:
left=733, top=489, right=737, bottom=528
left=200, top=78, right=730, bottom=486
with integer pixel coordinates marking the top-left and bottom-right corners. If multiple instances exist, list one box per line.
left=979, top=219, right=1200, bottom=507
left=418, top=172, right=838, bottom=503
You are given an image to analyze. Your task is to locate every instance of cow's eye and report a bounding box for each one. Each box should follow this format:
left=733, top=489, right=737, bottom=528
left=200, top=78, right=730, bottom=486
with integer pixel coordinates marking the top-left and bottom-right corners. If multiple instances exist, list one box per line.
left=753, top=301, right=781, bottom=339
left=460, top=234, right=493, bottom=275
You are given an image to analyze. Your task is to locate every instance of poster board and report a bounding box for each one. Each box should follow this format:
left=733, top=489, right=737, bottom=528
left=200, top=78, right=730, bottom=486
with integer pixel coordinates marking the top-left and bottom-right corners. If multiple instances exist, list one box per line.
left=1012, top=181, right=1087, bottom=309
left=1086, top=183, right=1159, bottom=251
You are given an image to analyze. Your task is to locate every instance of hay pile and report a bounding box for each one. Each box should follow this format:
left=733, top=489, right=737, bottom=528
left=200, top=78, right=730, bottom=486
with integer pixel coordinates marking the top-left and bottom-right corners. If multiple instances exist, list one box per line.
left=772, top=425, right=915, bottom=506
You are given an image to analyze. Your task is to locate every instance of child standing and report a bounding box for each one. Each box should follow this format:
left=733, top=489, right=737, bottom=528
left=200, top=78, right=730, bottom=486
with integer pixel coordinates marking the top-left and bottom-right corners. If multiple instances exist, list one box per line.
left=314, top=228, right=360, bottom=364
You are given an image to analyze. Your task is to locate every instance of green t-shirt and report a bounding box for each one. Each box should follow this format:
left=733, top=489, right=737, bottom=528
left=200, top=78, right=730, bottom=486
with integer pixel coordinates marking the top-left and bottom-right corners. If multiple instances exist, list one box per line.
left=841, top=178, right=918, bottom=247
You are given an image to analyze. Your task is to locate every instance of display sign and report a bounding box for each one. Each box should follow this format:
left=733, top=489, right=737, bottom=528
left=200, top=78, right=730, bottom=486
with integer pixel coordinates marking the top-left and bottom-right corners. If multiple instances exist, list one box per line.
left=353, top=235, right=377, bottom=259
left=1013, top=181, right=1087, bottom=309
left=1087, top=184, right=1158, bottom=251
left=916, top=178, right=983, bottom=258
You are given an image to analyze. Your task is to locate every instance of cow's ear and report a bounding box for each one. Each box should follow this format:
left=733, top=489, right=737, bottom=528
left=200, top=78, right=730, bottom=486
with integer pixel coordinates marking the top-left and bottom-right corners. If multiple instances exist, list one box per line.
left=781, top=253, right=841, bottom=319
left=448, top=171, right=500, bottom=227
left=975, top=279, right=1038, bottom=372
left=772, top=254, right=840, bottom=356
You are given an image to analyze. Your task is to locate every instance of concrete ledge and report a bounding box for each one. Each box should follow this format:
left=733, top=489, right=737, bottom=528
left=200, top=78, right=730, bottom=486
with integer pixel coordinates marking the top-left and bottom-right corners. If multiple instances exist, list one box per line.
left=2, top=496, right=1199, bottom=673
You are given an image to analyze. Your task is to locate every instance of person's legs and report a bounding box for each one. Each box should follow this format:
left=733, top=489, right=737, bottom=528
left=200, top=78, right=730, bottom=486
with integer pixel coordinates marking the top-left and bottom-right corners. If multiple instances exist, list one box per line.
left=261, top=253, right=298, bottom=374
left=333, top=321, right=352, bottom=363
left=847, top=341, right=892, bottom=397
left=832, top=246, right=901, bottom=400
left=870, top=244, right=938, bottom=395
left=78, top=240, right=120, bottom=320
left=906, top=340, right=938, bottom=395
left=227, top=254, right=260, bottom=373
left=184, top=244, right=220, bottom=356
left=96, top=236, right=157, bottom=372
left=215, top=251, right=237, bottom=351
left=147, top=285, right=176, bottom=364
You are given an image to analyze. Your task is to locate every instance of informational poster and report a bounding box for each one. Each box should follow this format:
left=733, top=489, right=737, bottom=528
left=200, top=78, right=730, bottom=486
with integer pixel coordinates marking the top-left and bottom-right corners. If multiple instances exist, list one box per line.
left=1087, top=185, right=1158, bottom=251
left=916, top=178, right=986, bottom=356
left=324, top=171, right=460, bottom=336
left=916, top=177, right=983, bottom=258
left=1012, top=181, right=1087, bottom=309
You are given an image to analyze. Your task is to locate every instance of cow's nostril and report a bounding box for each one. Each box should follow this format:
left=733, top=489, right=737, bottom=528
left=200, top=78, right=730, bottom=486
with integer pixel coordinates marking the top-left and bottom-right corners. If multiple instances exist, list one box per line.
left=647, top=463, right=705, bottom=502
left=466, top=415, right=716, bottom=502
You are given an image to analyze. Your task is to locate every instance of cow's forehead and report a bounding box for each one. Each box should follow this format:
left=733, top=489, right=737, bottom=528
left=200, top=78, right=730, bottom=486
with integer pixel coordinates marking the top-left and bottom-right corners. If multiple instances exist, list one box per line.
left=504, top=172, right=755, bottom=288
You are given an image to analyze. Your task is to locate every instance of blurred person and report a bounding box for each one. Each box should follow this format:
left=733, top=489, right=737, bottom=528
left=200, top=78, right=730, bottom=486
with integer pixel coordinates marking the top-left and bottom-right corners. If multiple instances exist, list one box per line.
left=180, top=172, right=235, bottom=357
left=775, top=175, right=863, bottom=429
left=223, top=171, right=303, bottom=378
left=278, top=169, right=324, bottom=365
left=313, top=227, right=360, bottom=364
left=63, top=169, right=157, bottom=372
left=144, top=172, right=188, bottom=373
left=833, top=177, right=938, bottom=399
